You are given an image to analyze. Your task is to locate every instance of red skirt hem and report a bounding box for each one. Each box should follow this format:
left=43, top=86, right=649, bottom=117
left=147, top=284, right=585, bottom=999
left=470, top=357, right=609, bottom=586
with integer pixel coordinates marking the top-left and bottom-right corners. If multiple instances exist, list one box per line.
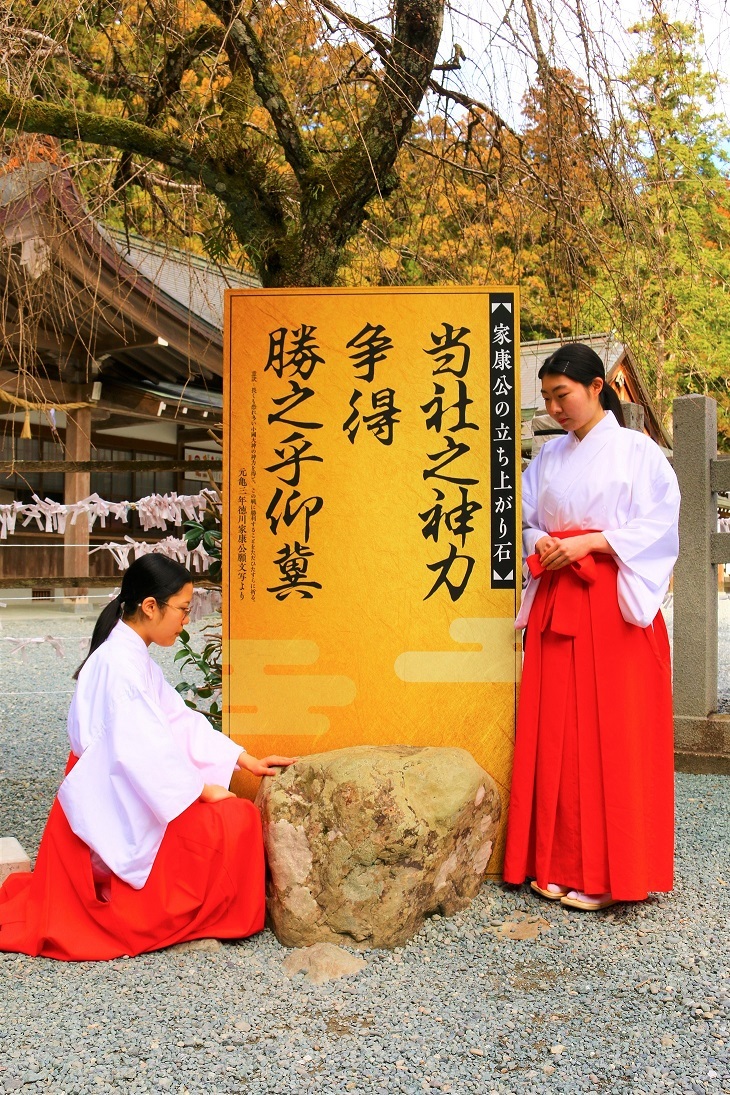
left=0, top=794, right=265, bottom=961
left=504, top=556, right=674, bottom=901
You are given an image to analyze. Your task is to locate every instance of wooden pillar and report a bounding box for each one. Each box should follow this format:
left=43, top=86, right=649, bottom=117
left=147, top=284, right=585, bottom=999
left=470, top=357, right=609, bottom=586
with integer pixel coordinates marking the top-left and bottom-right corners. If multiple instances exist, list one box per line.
left=176, top=424, right=186, bottom=496
left=64, top=408, right=91, bottom=597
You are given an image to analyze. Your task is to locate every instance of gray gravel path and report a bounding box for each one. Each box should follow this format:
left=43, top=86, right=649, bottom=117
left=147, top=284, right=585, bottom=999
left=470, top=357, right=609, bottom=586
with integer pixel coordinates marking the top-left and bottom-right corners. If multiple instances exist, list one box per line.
left=0, top=604, right=728, bottom=1095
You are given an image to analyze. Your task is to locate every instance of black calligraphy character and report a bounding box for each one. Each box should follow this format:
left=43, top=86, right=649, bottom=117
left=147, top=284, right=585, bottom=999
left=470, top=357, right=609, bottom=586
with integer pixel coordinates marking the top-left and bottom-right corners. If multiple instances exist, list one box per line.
left=287, top=325, right=325, bottom=380
left=267, top=381, right=322, bottom=430
left=264, top=432, right=323, bottom=487
left=421, top=380, right=477, bottom=433
left=424, top=543, right=475, bottom=602
left=419, top=488, right=446, bottom=542
left=423, top=435, right=478, bottom=486
left=446, top=487, right=482, bottom=546
left=346, top=323, right=393, bottom=383
left=363, top=388, right=401, bottom=446
left=424, top=324, right=471, bottom=377
left=343, top=389, right=362, bottom=444
left=419, top=487, right=482, bottom=546
left=264, top=327, right=288, bottom=378
left=267, top=541, right=322, bottom=600
left=265, top=488, right=324, bottom=543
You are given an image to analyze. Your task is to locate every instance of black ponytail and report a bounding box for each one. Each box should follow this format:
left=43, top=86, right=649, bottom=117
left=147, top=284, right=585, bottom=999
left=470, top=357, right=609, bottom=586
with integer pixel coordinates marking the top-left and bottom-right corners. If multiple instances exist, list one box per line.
left=73, top=555, right=193, bottom=679
left=538, top=342, right=625, bottom=427
left=598, top=380, right=625, bottom=424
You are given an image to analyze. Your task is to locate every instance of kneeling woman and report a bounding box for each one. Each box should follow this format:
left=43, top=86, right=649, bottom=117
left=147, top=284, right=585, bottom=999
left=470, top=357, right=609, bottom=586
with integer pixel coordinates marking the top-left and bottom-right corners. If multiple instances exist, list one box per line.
left=0, top=556, right=293, bottom=960
left=503, top=343, right=680, bottom=910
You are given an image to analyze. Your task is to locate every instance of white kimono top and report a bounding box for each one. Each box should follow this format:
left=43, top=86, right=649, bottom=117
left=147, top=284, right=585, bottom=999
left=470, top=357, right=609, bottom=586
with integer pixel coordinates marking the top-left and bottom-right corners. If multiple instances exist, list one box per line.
left=516, top=412, right=680, bottom=630
left=58, top=621, right=242, bottom=889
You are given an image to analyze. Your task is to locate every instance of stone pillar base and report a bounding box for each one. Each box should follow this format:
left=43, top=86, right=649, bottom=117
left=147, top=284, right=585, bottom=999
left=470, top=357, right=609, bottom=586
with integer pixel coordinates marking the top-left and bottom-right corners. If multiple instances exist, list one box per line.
left=0, top=837, right=31, bottom=885
left=674, top=714, right=730, bottom=774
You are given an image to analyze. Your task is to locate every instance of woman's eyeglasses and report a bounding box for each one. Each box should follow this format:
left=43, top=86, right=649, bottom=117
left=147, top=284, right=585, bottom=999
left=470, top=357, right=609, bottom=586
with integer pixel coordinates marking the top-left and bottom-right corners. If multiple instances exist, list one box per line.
left=161, top=602, right=191, bottom=620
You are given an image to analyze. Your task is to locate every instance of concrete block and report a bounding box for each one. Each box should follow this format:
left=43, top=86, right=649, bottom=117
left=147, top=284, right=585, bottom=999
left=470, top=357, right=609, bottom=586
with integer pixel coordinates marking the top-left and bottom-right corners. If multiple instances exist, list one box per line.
left=675, top=751, right=730, bottom=776
left=674, top=713, right=730, bottom=756
left=0, top=837, right=31, bottom=885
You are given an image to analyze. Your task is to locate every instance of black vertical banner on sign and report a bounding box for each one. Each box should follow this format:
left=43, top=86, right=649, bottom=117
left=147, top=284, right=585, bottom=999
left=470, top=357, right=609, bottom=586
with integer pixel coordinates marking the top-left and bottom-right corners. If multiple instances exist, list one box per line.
left=489, top=292, right=517, bottom=589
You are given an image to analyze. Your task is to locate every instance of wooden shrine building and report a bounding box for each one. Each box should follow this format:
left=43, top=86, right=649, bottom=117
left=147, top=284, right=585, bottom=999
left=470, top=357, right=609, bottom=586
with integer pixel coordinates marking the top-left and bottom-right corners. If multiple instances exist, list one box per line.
left=0, top=155, right=256, bottom=593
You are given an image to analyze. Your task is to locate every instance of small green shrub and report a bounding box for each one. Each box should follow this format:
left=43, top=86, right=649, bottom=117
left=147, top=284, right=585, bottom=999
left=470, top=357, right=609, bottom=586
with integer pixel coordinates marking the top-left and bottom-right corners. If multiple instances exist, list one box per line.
left=174, top=509, right=223, bottom=730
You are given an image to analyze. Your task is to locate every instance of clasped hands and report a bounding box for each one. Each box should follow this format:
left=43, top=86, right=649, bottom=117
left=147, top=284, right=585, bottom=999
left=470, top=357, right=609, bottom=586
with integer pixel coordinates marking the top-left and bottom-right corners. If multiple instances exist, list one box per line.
left=535, top=532, right=611, bottom=571
left=200, top=752, right=296, bottom=803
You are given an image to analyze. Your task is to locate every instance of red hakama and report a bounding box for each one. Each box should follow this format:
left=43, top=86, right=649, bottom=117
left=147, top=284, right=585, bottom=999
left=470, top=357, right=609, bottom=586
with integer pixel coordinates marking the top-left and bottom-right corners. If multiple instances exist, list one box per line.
left=503, top=549, right=674, bottom=900
left=0, top=758, right=265, bottom=961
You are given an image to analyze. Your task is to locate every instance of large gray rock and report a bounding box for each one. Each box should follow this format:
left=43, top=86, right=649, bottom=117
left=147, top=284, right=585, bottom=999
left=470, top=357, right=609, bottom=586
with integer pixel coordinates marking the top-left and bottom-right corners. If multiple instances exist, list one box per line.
left=255, top=744, right=501, bottom=949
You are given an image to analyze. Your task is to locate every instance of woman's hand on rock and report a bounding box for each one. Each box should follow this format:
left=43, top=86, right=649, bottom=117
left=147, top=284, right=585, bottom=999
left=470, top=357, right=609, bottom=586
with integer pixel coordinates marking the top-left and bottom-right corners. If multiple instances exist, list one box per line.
left=237, top=753, right=297, bottom=778
left=200, top=783, right=236, bottom=803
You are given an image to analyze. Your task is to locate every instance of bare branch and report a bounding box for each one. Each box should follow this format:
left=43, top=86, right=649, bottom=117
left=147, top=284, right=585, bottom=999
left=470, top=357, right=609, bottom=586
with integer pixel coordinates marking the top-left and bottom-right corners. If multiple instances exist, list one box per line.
left=427, top=79, right=521, bottom=146
left=7, top=28, right=147, bottom=96
left=203, top=0, right=312, bottom=183
left=146, top=23, right=225, bottom=123
left=521, top=0, right=553, bottom=86
left=328, top=0, right=444, bottom=219
left=403, top=138, right=500, bottom=181
left=314, top=0, right=391, bottom=59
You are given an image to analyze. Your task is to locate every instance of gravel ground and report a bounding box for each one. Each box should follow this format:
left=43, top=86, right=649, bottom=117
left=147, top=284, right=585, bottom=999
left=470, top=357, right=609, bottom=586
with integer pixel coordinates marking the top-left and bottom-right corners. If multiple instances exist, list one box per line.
left=0, top=601, right=728, bottom=1095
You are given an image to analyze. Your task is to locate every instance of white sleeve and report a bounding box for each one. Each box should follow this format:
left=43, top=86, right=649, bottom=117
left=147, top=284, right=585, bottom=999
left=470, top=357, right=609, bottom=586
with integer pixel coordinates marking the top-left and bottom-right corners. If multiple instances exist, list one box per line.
left=602, top=445, right=680, bottom=627
left=522, top=448, right=547, bottom=557
left=156, top=671, right=242, bottom=788
left=58, top=679, right=205, bottom=889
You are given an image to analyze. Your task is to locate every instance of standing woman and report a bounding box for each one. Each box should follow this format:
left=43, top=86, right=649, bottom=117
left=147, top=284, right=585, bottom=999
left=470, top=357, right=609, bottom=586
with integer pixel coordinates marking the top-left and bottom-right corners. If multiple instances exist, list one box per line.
left=503, top=344, right=680, bottom=910
left=0, top=555, right=294, bottom=960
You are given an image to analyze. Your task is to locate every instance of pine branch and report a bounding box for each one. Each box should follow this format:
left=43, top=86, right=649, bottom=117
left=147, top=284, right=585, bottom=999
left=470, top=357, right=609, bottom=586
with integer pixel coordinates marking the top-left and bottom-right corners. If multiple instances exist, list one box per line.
left=0, top=91, right=279, bottom=234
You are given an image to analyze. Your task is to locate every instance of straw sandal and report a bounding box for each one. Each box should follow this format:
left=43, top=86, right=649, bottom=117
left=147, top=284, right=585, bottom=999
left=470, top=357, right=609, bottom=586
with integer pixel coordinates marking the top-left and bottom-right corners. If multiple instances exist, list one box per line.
left=560, top=890, right=616, bottom=911
left=530, top=881, right=570, bottom=901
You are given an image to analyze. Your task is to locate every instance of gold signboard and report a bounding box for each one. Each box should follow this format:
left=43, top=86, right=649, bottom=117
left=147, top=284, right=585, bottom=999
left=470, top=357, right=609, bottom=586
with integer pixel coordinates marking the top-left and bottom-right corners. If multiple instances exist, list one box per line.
left=224, top=288, right=520, bottom=869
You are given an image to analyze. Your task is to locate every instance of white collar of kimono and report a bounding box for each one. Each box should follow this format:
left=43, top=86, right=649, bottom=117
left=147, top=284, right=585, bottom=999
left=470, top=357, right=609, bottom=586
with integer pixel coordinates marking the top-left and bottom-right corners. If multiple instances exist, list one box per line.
left=569, top=408, right=617, bottom=445
left=110, top=618, right=150, bottom=656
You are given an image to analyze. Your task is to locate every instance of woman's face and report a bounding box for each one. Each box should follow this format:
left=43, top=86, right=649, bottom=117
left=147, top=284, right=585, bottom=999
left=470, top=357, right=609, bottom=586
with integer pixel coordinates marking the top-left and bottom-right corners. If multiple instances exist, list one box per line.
left=540, top=373, right=605, bottom=440
left=123, top=582, right=194, bottom=648
left=155, top=582, right=194, bottom=646
left=140, top=582, right=194, bottom=647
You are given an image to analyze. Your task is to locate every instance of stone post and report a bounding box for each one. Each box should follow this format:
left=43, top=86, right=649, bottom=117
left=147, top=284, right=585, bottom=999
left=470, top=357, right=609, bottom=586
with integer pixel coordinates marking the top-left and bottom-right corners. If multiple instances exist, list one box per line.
left=672, top=395, right=721, bottom=756
left=620, top=401, right=644, bottom=432
left=64, top=407, right=91, bottom=599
